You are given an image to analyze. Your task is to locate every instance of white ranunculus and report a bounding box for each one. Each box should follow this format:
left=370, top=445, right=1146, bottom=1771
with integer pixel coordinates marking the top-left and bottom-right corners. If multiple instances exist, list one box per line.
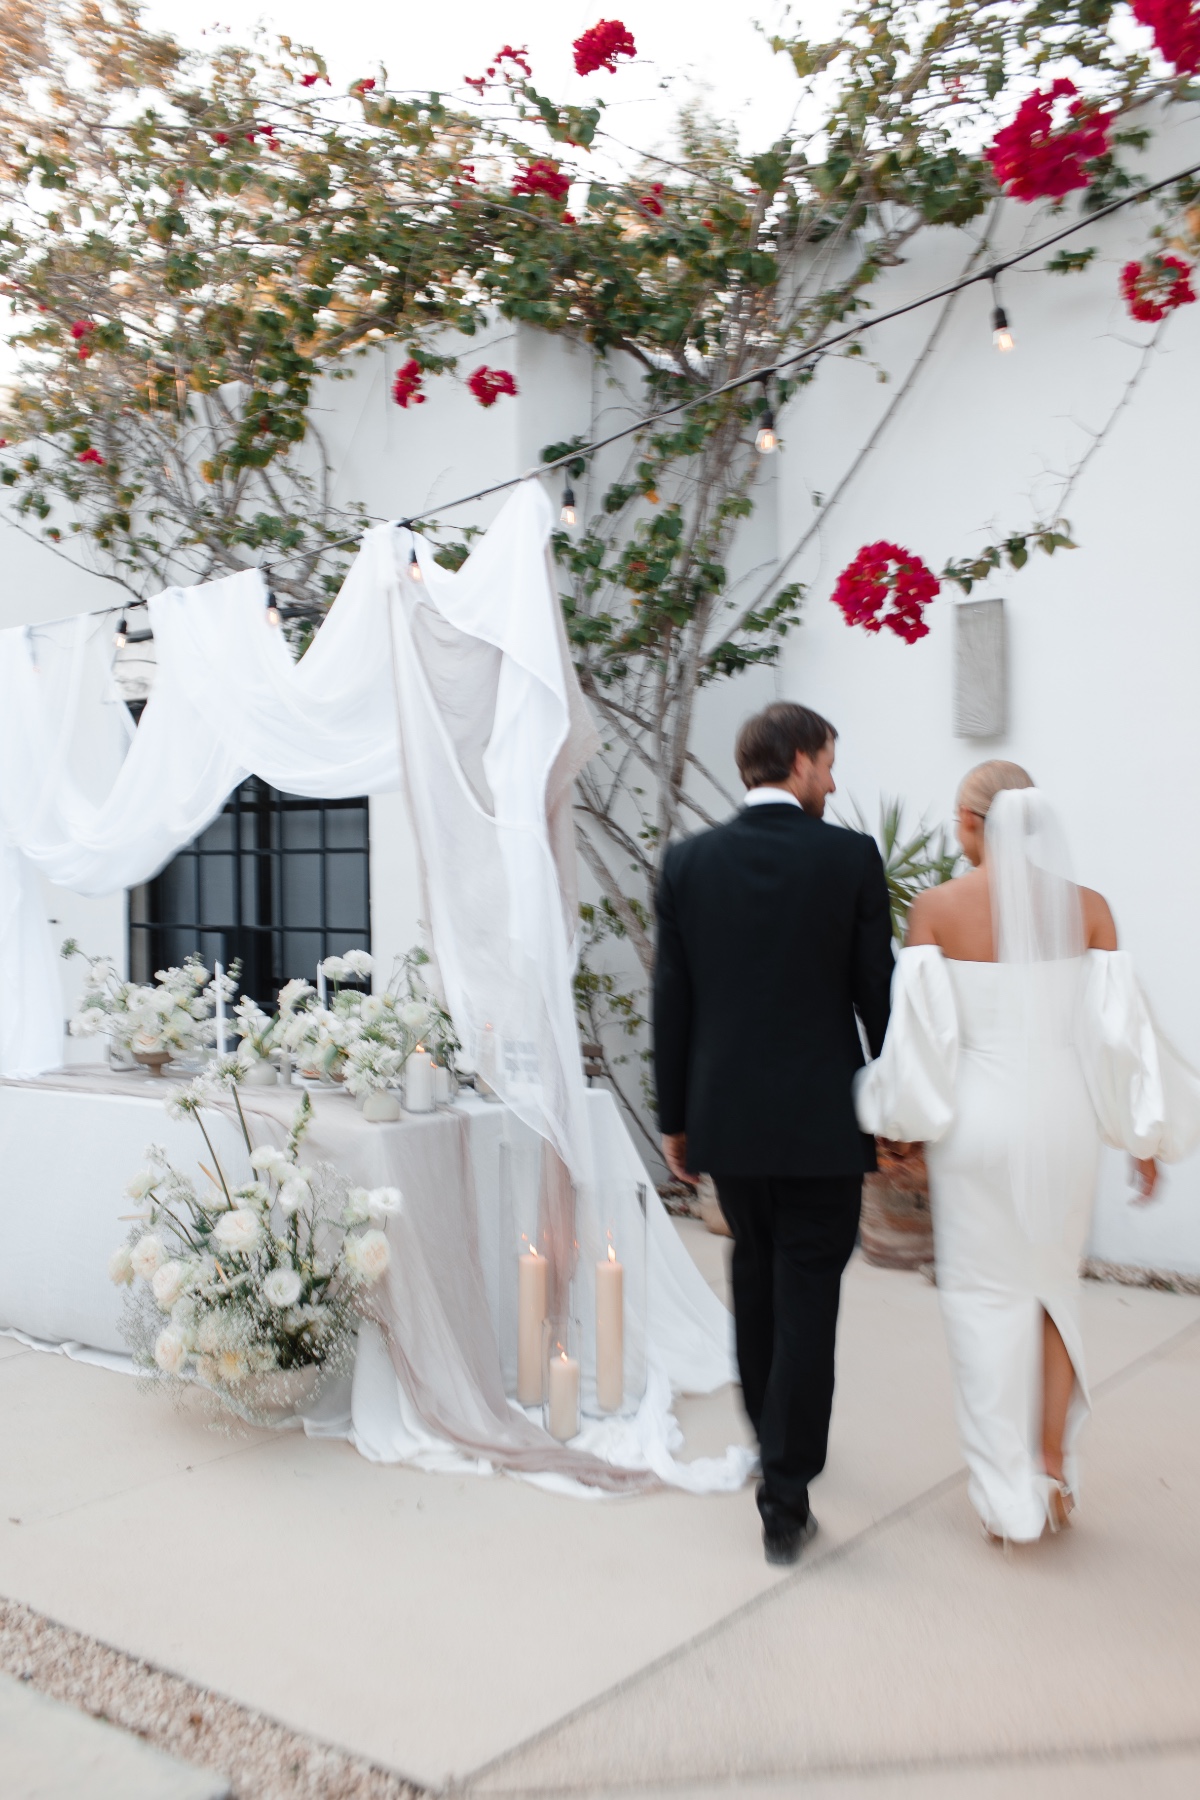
left=343, top=949, right=374, bottom=978
left=277, top=1177, right=311, bottom=1217
left=151, top=1260, right=187, bottom=1311
left=345, top=1229, right=390, bottom=1284
left=130, top=1233, right=166, bottom=1280
left=234, top=1181, right=272, bottom=1211
left=131, top=1028, right=165, bottom=1055
left=153, top=1329, right=188, bottom=1375
left=263, top=1266, right=302, bottom=1308
left=108, top=1244, right=135, bottom=1286
left=367, top=1186, right=403, bottom=1222
left=212, top=1209, right=261, bottom=1255
left=249, top=1146, right=290, bottom=1181
left=320, top=955, right=348, bottom=983
left=398, top=1000, right=432, bottom=1033
left=125, top=1168, right=157, bottom=1201
left=343, top=1186, right=371, bottom=1227
left=360, top=994, right=385, bottom=1025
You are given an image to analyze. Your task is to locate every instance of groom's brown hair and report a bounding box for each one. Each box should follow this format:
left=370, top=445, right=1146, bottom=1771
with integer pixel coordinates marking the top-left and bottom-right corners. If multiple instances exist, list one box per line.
left=735, top=702, right=837, bottom=789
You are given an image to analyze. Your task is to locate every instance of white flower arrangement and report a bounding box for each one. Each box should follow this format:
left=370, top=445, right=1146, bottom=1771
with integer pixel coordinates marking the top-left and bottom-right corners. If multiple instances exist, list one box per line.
left=62, top=940, right=238, bottom=1062
left=112, top=1082, right=398, bottom=1426
left=278, top=946, right=460, bottom=1098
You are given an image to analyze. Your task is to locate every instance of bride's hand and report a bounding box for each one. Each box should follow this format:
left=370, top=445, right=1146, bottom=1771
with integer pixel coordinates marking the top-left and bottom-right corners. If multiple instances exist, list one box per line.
left=1131, top=1156, right=1159, bottom=1203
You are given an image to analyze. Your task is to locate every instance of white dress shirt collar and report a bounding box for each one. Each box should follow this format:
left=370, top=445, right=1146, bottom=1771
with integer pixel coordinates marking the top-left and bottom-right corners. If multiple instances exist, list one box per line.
left=743, top=786, right=802, bottom=809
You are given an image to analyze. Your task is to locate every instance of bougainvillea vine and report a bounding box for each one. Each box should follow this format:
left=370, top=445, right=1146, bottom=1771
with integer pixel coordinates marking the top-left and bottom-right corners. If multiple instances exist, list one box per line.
left=572, top=19, right=636, bottom=76
left=467, top=367, right=518, bottom=407
left=831, top=543, right=939, bottom=644
left=512, top=160, right=571, bottom=201
left=1132, top=0, right=1200, bottom=75
left=1120, top=253, right=1197, bottom=321
left=985, top=79, right=1111, bottom=203
left=391, top=359, right=427, bottom=407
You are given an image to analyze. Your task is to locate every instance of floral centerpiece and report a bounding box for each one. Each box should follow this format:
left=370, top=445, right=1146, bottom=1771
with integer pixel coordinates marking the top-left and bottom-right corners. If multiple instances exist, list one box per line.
left=231, top=994, right=282, bottom=1083
left=63, top=940, right=238, bottom=1070
left=278, top=950, right=454, bottom=1114
left=110, top=1071, right=397, bottom=1425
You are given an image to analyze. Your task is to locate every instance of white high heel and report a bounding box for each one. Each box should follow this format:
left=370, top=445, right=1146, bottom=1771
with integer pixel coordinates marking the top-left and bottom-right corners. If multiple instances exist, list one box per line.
left=1046, top=1478, right=1076, bottom=1533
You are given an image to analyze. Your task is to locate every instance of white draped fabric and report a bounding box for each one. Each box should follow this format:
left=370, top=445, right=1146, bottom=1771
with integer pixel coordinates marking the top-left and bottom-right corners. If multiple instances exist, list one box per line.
left=0, top=483, right=595, bottom=1190
left=856, top=944, right=1200, bottom=1539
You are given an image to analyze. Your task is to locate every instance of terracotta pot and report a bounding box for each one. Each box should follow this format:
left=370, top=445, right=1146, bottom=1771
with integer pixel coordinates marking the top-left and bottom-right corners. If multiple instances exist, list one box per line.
left=859, top=1143, right=934, bottom=1270
left=132, top=1048, right=172, bottom=1077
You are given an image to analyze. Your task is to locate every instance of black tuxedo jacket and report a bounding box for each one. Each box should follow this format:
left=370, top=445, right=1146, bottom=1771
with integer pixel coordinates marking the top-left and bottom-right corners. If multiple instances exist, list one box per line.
left=652, top=802, right=894, bottom=1178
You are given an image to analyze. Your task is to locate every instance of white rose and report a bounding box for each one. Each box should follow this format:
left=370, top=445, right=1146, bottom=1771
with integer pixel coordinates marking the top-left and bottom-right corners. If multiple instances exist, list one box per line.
left=131, top=1028, right=165, bottom=1055
left=151, top=1260, right=187, bottom=1310
left=125, top=1169, right=157, bottom=1201
left=212, top=1209, right=261, bottom=1255
left=320, top=955, right=348, bottom=983
left=108, top=1244, right=135, bottom=1286
left=234, top=1181, right=272, bottom=1211
left=360, top=994, right=385, bottom=1025
left=343, top=949, right=374, bottom=978
left=278, top=1178, right=311, bottom=1217
left=249, top=1146, right=290, bottom=1181
left=130, top=1234, right=166, bottom=1280
left=345, top=1229, right=390, bottom=1284
left=343, top=1186, right=371, bottom=1226
left=263, top=1266, right=302, bottom=1308
left=153, top=1329, right=188, bottom=1375
left=367, top=1186, right=403, bottom=1222
left=398, top=1000, right=431, bottom=1033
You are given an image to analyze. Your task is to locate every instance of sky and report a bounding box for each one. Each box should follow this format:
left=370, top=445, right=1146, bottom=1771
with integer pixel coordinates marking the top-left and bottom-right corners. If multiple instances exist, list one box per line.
left=140, top=0, right=847, bottom=161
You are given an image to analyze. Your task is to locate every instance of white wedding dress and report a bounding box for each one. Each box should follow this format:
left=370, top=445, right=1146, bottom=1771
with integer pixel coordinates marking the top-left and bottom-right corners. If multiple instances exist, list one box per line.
left=856, top=792, right=1200, bottom=1541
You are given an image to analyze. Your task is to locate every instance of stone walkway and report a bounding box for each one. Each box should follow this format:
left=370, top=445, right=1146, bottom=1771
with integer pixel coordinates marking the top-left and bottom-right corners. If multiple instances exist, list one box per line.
left=2, top=1224, right=1199, bottom=1797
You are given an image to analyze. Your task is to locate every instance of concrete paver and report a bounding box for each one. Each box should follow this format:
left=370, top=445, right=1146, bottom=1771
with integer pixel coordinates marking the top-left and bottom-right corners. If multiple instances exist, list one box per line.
left=0, top=1670, right=229, bottom=1799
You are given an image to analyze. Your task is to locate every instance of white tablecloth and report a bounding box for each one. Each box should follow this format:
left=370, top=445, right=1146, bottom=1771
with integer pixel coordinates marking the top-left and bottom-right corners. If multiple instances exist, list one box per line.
left=0, top=1070, right=750, bottom=1494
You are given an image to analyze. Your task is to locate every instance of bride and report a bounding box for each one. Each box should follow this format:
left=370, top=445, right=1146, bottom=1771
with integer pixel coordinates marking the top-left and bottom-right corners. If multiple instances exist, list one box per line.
left=856, top=760, right=1200, bottom=1544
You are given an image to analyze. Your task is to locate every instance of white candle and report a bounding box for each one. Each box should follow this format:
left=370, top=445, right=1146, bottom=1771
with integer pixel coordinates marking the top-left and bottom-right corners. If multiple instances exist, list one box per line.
left=316, top=963, right=327, bottom=1007
left=433, top=1063, right=453, bottom=1106
left=595, top=1244, right=624, bottom=1412
left=214, top=961, right=226, bottom=1057
left=404, top=1047, right=435, bottom=1113
left=547, top=1347, right=580, bottom=1442
left=278, top=1052, right=292, bottom=1086
left=517, top=1246, right=547, bottom=1406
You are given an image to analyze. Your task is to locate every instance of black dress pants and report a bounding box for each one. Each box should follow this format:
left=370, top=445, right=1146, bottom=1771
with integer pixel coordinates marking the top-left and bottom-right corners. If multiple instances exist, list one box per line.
left=714, top=1174, right=862, bottom=1533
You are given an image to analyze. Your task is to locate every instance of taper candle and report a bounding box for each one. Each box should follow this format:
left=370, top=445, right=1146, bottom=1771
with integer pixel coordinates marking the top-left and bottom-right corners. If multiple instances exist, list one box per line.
left=214, top=961, right=226, bottom=1057
left=547, top=1346, right=580, bottom=1442
left=517, top=1245, right=547, bottom=1406
left=595, top=1243, right=624, bottom=1412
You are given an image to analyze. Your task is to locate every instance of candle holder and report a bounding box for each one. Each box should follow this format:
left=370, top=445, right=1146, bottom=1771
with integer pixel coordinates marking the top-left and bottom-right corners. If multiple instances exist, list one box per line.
left=582, top=1179, right=649, bottom=1419
left=542, top=1311, right=581, bottom=1443
left=498, top=1116, right=546, bottom=1403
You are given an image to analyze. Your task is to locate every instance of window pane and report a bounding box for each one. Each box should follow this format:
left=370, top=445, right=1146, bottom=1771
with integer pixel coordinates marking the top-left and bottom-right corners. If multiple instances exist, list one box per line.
left=241, top=855, right=259, bottom=920
left=282, top=852, right=322, bottom=926
left=325, top=853, right=368, bottom=930
left=200, top=854, right=236, bottom=925
left=199, top=811, right=234, bottom=852
left=325, top=806, right=368, bottom=850
left=328, top=931, right=370, bottom=960
left=159, top=855, right=196, bottom=923
left=283, top=931, right=324, bottom=982
left=199, top=930, right=226, bottom=969
left=282, top=809, right=321, bottom=850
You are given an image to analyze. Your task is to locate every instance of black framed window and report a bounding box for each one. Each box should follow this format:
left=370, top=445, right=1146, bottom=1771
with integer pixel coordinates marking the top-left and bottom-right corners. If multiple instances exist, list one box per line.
left=129, top=777, right=370, bottom=1005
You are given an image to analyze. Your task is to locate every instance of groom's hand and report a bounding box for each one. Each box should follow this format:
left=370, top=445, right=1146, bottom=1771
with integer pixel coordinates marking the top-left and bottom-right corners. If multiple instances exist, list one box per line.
left=662, top=1132, right=698, bottom=1185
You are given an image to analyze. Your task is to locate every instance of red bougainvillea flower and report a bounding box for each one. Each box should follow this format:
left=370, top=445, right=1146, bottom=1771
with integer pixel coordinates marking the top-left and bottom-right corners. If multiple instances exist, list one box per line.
left=213, top=132, right=229, bottom=145
left=831, top=542, right=939, bottom=644
left=392, top=359, right=427, bottom=407
left=299, top=71, right=329, bottom=87
left=639, top=183, right=665, bottom=216
left=1132, top=0, right=1200, bottom=74
left=985, top=79, right=1111, bottom=203
left=353, top=77, right=376, bottom=93
left=562, top=212, right=577, bottom=225
left=1120, top=253, right=1197, bottom=322
left=77, top=447, right=104, bottom=465
left=512, top=160, right=571, bottom=202
left=70, top=320, right=95, bottom=339
left=573, top=19, right=636, bottom=76
left=468, top=366, right=518, bottom=408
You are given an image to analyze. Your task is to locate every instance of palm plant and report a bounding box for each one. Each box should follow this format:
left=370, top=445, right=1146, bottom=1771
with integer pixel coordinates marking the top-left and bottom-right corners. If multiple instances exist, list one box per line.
left=844, top=799, right=961, bottom=942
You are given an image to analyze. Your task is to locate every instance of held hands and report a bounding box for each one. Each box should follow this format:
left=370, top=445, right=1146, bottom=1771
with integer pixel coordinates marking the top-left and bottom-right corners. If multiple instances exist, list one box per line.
left=1131, top=1156, right=1160, bottom=1204
left=662, top=1132, right=698, bottom=1186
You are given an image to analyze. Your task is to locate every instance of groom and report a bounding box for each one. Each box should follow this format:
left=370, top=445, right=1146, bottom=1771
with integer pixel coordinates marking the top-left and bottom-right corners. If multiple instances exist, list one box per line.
left=653, top=702, right=893, bottom=1563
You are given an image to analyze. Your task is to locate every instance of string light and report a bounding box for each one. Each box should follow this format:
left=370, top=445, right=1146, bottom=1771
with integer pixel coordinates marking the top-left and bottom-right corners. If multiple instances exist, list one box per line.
left=265, top=590, right=281, bottom=627
left=560, top=480, right=576, bottom=527
left=114, top=615, right=128, bottom=649
left=408, top=544, right=423, bottom=583
left=755, top=377, right=778, bottom=454
left=991, top=275, right=1015, bottom=353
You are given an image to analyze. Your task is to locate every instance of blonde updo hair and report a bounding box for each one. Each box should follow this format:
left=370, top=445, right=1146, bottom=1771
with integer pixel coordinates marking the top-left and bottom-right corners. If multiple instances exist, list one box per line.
left=957, top=759, right=1035, bottom=818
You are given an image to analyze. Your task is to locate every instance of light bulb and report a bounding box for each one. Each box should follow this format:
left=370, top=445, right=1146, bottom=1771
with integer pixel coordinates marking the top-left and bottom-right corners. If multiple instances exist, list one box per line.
left=114, top=615, right=128, bottom=649
left=408, top=545, right=423, bottom=583
left=265, top=595, right=281, bottom=627
left=560, top=481, right=576, bottom=527
left=755, top=415, right=778, bottom=454
left=991, top=304, right=1014, bottom=353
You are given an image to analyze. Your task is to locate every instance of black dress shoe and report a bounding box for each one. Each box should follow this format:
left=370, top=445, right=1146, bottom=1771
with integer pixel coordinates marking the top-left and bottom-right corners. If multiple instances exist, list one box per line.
left=763, top=1511, right=818, bottom=1566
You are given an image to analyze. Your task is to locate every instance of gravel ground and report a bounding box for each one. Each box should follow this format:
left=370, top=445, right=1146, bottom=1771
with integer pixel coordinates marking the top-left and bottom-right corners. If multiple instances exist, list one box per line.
left=0, top=1597, right=423, bottom=1800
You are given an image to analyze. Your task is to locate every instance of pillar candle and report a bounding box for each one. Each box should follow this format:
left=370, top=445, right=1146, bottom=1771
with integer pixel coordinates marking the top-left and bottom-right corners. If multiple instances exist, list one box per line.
left=517, top=1247, right=547, bottom=1406
left=595, top=1244, right=624, bottom=1412
left=547, top=1348, right=580, bottom=1442
left=404, top=1048, right=435, bottom=1113
left=433, top=1063, right=453, bottom=1106
left=214, top=961, right=226, bottom=1057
